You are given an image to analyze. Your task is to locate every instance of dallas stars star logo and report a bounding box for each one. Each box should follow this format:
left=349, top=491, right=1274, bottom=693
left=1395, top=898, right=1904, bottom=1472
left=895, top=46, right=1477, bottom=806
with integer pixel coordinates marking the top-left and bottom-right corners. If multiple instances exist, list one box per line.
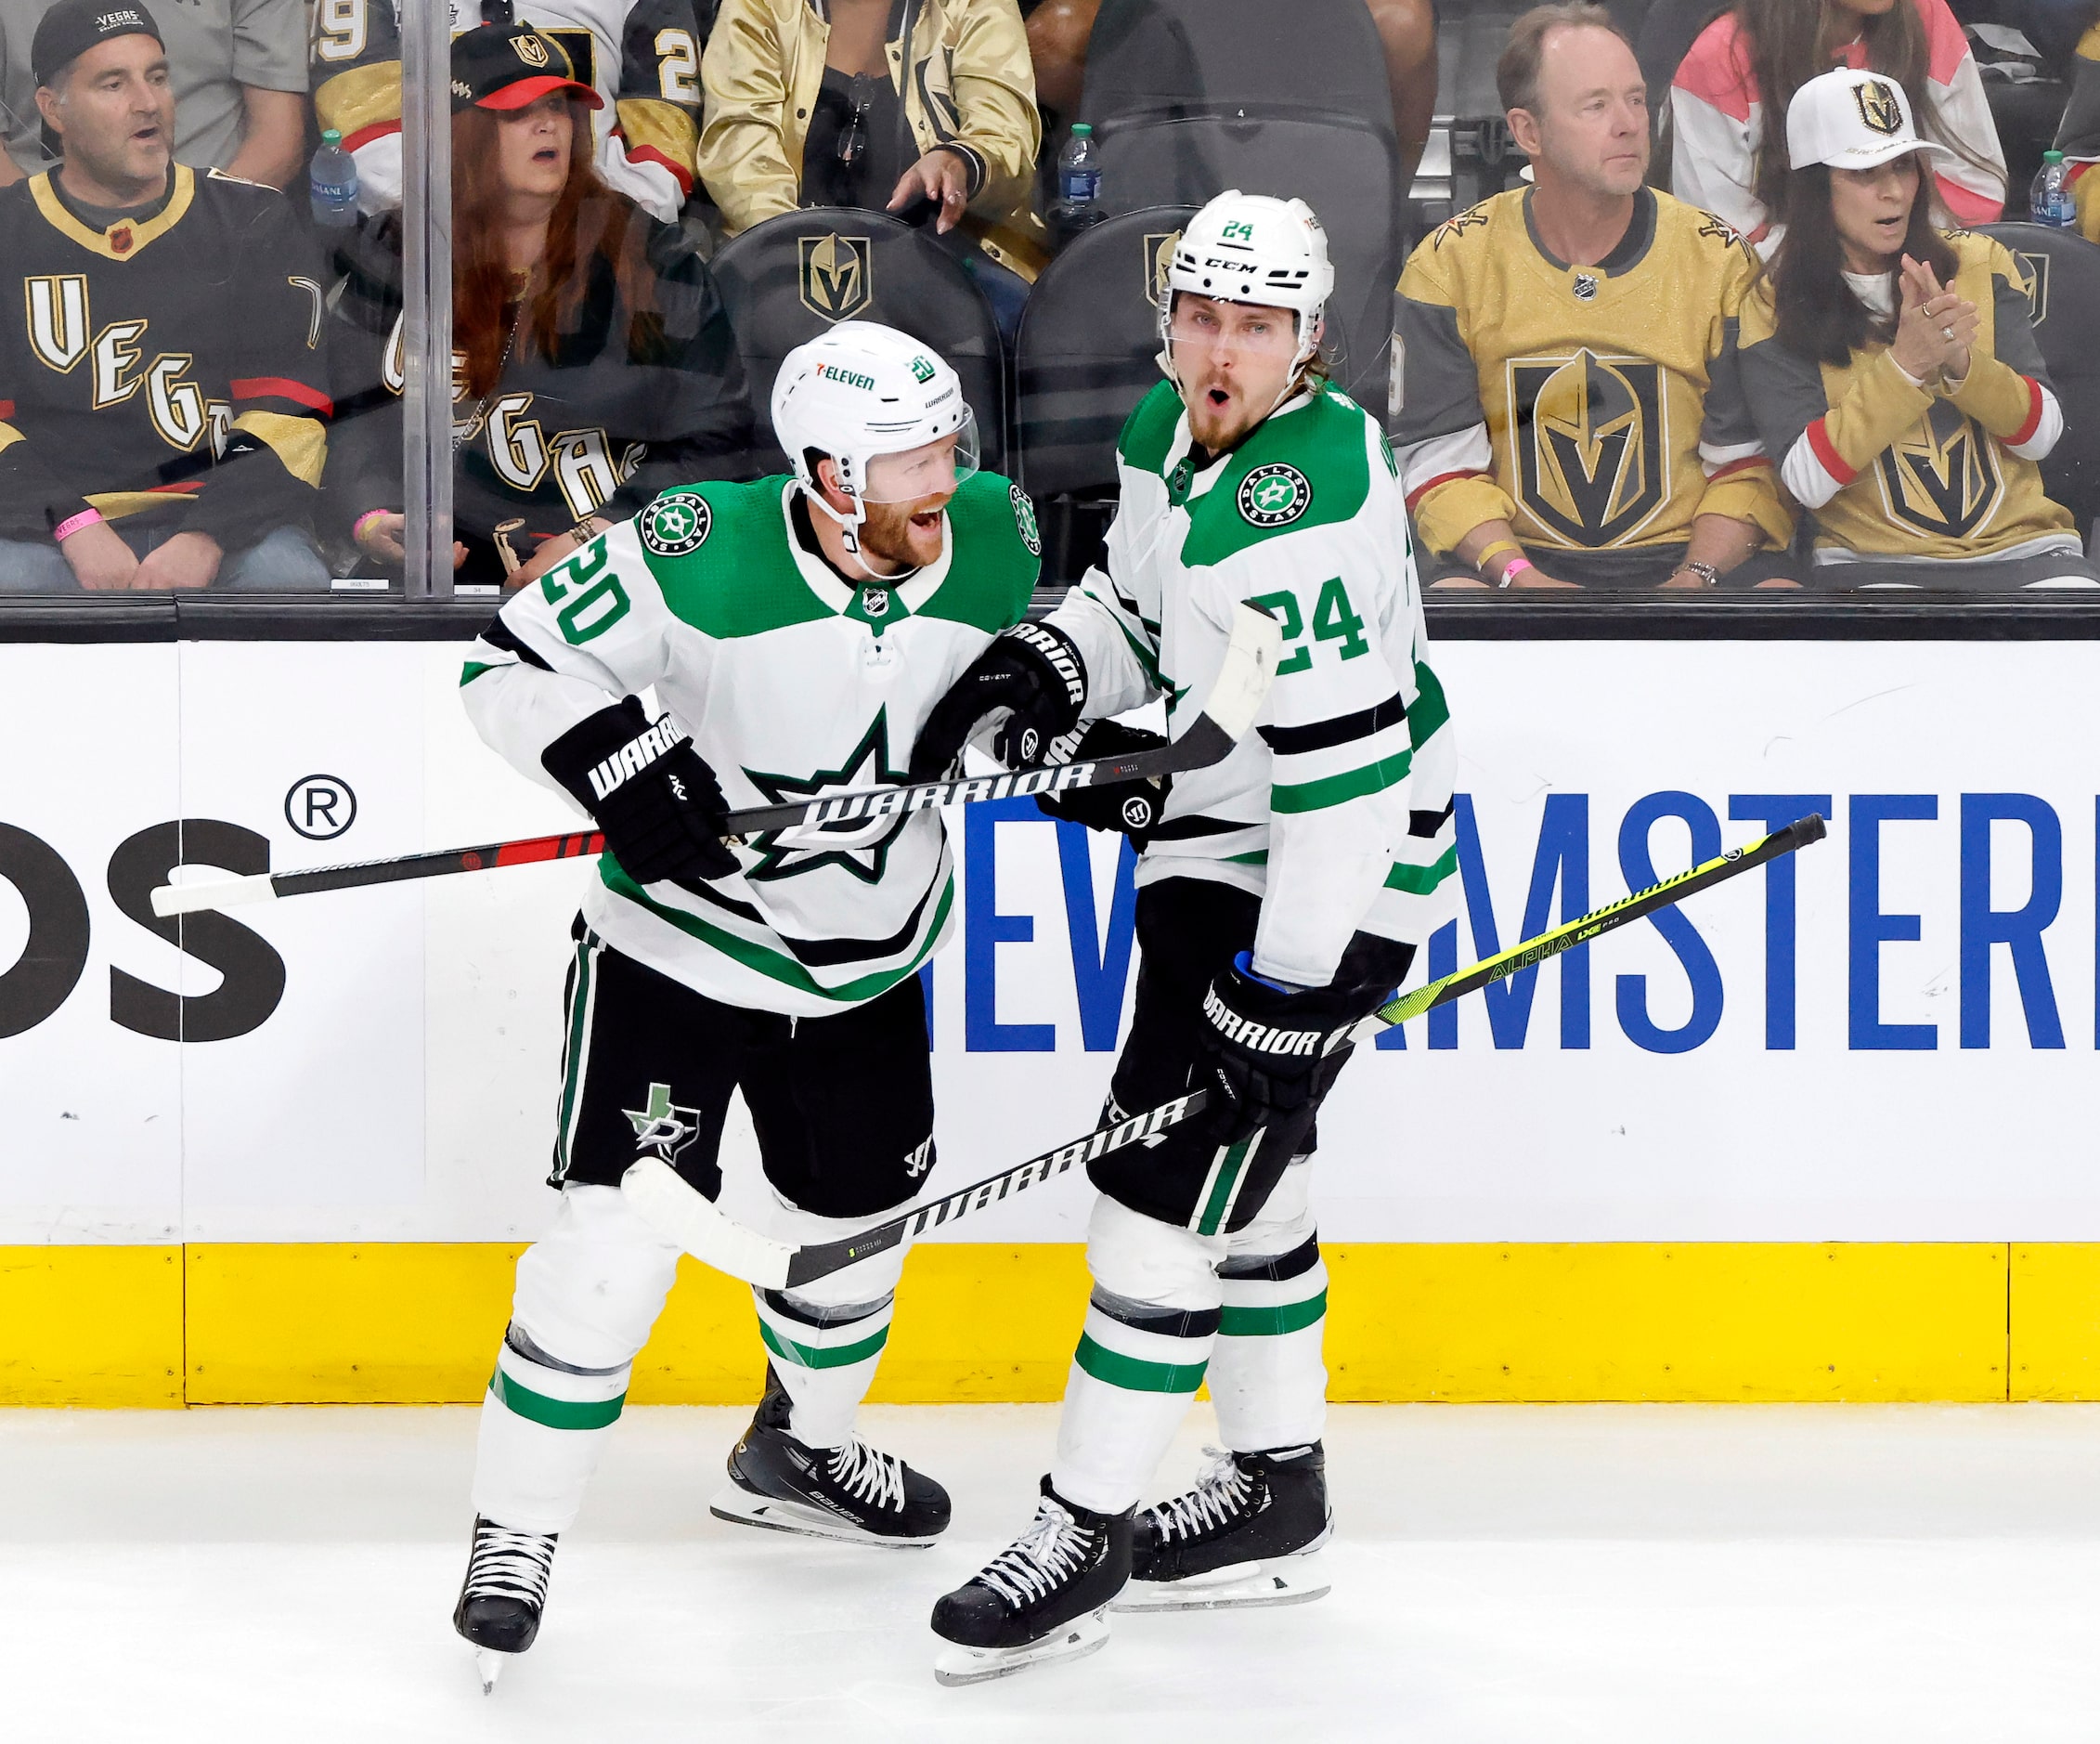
left=624, top=1082, right=703, bottom=1164
left=742, top=709, right=914, bottom=884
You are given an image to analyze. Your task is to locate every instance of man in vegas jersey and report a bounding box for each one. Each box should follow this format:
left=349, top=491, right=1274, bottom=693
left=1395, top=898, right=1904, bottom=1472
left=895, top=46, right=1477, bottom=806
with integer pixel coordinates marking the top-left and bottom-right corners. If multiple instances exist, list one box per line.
left=913, top=191, right=1458, bottom=1684
left=311, top=0, right=706, bottom=222
left=448, top=321, right=1042, bottom=1689
left=0, top=0, right=331, bottom=591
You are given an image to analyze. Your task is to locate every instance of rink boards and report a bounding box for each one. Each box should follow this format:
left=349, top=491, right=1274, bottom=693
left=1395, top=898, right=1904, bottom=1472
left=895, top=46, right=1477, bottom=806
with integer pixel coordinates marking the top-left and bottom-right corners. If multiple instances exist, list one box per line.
left=2, top=636, right=2097, bottom=1404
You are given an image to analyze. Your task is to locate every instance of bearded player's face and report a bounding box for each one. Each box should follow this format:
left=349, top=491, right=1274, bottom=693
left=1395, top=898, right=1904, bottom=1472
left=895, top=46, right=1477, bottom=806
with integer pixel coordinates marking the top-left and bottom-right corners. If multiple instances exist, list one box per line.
left=1170, top=294, right=1304, bottom=451
left=44, top=36, right=174, bottom=197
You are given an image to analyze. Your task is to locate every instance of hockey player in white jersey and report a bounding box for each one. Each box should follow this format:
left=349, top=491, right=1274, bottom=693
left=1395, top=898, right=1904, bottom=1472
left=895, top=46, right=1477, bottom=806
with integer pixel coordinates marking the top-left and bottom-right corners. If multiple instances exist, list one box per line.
left=449, top=321, right=1044, bottom=1688
left=911, top=192, right=1459, bottom=1683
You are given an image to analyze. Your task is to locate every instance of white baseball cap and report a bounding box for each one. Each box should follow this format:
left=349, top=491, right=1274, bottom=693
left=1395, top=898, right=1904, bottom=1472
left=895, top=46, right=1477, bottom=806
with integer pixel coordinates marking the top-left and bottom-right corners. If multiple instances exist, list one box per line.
left=1786, top=67, right=1957, bottom=172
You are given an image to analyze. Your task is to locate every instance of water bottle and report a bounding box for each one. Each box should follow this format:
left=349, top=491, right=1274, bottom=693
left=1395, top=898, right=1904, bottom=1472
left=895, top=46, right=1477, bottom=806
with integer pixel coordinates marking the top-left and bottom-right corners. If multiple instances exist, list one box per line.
left=1049, top=123, right=1106, bottom=244
left=309, top=128, right=358, bottom=228
left=2030, top=150, right=2076, bottom=229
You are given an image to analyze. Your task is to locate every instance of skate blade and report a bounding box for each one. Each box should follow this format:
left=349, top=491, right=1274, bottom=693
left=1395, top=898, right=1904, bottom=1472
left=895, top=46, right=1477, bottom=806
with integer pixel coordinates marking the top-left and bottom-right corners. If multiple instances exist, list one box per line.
left=933, top=1609, right=1109, bottom=1686
left=708, top=1482, right=940, bottom=1549
left=473, top=1647, right=511, bottom=1694
left=1111, top=1551, right=1330, bottom=1613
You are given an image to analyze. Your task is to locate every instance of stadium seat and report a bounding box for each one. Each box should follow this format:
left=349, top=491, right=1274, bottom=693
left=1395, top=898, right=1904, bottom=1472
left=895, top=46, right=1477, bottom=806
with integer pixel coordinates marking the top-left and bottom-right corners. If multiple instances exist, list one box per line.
left=1979, top=221, right=2100, bottom=540
left=1014, top=205, right=1197, bottom=579
left=707, top=208, right=1007, bottom=477
left=1087, top=111, right=1402, bottom=414
left=1080, top=0, right=1396, bottom=147
left=1636, top=0, right=1728, bottom=118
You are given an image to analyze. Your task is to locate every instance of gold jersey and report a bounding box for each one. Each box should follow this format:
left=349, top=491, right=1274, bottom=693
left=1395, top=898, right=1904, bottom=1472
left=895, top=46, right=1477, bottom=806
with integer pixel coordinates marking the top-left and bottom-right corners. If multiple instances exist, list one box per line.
left=1391, top=186, right=1790, bottom=559
left=1737, top=230, right=2074, bottom=564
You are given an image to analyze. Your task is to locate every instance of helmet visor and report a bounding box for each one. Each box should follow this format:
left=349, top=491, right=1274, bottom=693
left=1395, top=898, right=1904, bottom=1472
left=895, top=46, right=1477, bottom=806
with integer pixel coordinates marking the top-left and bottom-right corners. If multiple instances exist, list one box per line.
left=861, top=408, right=981, bottom=504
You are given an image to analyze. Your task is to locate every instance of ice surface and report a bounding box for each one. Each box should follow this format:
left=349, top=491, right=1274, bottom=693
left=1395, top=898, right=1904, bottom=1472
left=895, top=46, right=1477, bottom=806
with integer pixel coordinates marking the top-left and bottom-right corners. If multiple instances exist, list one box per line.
left=4, top=1402, right=2095, bottom=1741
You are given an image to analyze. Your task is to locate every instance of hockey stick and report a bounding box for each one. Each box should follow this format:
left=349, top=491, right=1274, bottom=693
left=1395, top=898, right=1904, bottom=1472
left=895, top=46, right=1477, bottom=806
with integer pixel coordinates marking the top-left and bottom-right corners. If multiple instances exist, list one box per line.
left=624, top=812, right=1828, bottom=1289
left=149, top=605, right=1285, bottom=918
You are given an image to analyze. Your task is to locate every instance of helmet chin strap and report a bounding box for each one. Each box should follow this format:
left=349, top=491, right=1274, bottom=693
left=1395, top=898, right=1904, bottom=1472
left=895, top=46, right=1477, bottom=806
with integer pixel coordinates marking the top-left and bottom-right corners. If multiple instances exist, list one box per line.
left=802, top=478, right=901, bottom=582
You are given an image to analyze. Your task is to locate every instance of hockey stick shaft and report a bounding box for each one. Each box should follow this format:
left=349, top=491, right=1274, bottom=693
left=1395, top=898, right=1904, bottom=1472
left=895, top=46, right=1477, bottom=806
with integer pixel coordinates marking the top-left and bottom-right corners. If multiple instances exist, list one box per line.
left=151, top=605, right=1284, bottom=918
left=761, top=812, right=1827, bottom=1286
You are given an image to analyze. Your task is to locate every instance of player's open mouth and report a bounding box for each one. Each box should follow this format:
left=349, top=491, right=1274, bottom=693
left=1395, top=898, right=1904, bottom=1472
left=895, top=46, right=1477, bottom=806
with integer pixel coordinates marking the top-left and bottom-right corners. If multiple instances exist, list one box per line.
left=1206, top=387, right=1232, bottom=408
left=910, top=511, right=940, bottom=531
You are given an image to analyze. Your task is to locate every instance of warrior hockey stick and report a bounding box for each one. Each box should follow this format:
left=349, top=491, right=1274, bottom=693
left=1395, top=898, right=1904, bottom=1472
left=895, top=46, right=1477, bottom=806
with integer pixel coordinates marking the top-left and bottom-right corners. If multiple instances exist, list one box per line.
left=149, top=605, right=1285, bottom=918
left=624, top=812, right=1828, bottom=1289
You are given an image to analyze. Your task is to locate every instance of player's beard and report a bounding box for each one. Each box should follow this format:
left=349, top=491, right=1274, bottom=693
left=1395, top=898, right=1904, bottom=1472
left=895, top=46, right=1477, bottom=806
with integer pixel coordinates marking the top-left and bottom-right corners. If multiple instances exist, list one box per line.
left=857, top=494, right=950, bottom=571
left=1182, top=363, right=1290, bottom=453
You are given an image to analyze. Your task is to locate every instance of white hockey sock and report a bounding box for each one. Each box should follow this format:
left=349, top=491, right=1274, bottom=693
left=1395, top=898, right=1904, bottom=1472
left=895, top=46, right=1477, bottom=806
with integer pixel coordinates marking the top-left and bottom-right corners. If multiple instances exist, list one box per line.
left=472, top=1326, right=631, bottom=1535
left=751, top=1284, right=897, bottom=1449
left=1209, top=1233, right=1330, bottom=1453
left=1054, top=1287, right=1219, bottom=1515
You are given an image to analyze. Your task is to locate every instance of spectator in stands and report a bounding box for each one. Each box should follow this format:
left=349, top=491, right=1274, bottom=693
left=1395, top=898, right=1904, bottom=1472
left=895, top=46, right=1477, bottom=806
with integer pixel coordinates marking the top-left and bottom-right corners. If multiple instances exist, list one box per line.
left=1391, top=3, right=1792, bottom=590
left=2052, top=18, right=2100, bottom=240
left=330, top=25, right=753, bottom=590
left=1670, top=0, right=2004, bottom=259
left=0, top=0, right=331, bottom=592
left=698, top=0, right=1046, bottom=330
left=0, top=0, right=307, bottom=188
left=1739, top=67, right=2096, bottom=588
left=312, top=0, right=708, bottom=224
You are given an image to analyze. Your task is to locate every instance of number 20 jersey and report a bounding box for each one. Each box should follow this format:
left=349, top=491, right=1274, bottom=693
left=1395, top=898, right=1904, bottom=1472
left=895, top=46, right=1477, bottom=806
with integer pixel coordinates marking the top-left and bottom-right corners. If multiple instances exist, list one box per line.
left=461, top=470, right=1041, bottom=1016
left=1043, top=380, right=1458, bottom=991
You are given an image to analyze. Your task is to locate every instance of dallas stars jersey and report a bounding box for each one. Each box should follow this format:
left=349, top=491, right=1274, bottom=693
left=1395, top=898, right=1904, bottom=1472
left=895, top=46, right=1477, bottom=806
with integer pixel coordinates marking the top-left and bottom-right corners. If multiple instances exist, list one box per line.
left=1391, top=186, right=1790, bottom=561
left=462, top=469, right=1040, bottom=1015
left=1044, top=380, right=1458, bottom=990
left=1737, top=231, right=2074, bottom=566
left=0, top=167, right=330, bottom=548
left=311, top=0, right=706, bottom=222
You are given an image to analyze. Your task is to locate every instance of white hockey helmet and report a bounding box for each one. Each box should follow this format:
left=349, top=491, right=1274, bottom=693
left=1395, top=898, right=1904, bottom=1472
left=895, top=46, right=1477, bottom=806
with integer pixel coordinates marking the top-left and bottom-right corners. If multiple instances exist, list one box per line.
left=1158, top=190, right=1335, bottom=387
left=771, top=321, right=979, bottom=553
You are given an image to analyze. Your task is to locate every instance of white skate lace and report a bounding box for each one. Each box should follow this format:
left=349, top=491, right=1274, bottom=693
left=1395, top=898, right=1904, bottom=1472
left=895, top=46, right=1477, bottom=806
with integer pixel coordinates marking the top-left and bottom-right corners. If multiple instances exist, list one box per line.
left=826, top=1438, right=906, bottom=1512
left=463, top=1522, right=557, bottom=1606
left=977, top=1497, right=1095, bottom=1609
left=1147, top=1447, right=1251, bottom=1544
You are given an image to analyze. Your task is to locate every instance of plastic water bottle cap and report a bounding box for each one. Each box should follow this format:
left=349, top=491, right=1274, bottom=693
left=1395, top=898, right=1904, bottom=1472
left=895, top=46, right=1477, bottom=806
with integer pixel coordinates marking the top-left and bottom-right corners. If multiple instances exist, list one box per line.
left=1071, top=124, right=1092, bottom=137
left=2044, top=150, right=2065, bottom=163
left=322, top=128, right=342, bottom=148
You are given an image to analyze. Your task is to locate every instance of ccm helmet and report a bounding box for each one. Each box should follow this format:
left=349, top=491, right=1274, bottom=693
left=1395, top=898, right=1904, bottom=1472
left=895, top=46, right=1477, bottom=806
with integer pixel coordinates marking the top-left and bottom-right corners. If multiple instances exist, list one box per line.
left=1158, top=190, right=1335, bottom=389
left=771, top=321, right=979, bottom=563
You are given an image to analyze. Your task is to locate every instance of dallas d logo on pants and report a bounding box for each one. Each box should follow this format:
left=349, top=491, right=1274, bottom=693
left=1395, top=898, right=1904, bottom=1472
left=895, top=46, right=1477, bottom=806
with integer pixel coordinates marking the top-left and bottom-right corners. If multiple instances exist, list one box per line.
left=798, top=235, right=874, bottom=322
left=625, top=1082, right=702, bottom=1165
left=1509, top=349, right=1668, bottom=547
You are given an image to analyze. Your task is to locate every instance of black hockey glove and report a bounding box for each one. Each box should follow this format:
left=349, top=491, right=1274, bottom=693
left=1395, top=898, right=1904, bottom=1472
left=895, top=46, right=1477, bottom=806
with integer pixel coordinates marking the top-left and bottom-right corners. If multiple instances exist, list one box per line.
left=1034, top=718, right=1171, bottom=848
left=907, top=621, right=1087, bottom=781
left=1194, top=955, right=1364, bottom=1149
left=541, top=696, right=739, bottom=885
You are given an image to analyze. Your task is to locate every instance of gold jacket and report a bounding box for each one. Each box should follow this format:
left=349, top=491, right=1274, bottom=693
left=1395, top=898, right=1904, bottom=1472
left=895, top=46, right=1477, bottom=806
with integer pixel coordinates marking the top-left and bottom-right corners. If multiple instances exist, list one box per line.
left=700, top=0, right=1048, bottom=279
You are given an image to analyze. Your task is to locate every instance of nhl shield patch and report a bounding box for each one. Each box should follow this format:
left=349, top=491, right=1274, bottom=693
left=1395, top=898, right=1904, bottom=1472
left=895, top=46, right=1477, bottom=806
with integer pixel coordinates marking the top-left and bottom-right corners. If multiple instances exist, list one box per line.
left=1238, top=462, right=1312, bottom=527
left=639, top=492, right=711, bottom=556
left=1010, top=483, right=1043, bottom=556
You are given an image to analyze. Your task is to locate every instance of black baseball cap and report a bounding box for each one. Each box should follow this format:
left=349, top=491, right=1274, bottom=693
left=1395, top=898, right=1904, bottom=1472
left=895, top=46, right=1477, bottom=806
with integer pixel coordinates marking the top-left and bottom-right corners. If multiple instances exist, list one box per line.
left=450, top=24, right=603, bottom=114
left=32, top=0, right=162, bottom=87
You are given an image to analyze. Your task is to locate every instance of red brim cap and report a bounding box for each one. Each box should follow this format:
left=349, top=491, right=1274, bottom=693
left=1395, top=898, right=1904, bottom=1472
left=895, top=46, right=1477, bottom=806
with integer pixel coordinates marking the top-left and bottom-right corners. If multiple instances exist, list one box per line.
left=478, top=75, right=603, bottom=111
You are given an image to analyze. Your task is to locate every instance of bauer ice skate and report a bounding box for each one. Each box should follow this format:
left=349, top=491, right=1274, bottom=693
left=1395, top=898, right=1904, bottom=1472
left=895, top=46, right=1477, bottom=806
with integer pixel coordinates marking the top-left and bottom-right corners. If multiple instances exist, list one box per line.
left=1113, top=1442, right=1332, bottom=1611
left=452, top=1515, right=559, bottom=1692
left=930, top=1477, right=1132, bottom=1685
left=711, top=1367, right=950, bottom=1546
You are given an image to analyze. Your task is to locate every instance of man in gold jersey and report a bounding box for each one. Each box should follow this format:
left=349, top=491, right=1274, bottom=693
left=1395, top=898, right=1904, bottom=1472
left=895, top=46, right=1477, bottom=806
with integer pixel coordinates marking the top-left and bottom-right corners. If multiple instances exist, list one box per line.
left=1390, top=2, right=1794, bottom=590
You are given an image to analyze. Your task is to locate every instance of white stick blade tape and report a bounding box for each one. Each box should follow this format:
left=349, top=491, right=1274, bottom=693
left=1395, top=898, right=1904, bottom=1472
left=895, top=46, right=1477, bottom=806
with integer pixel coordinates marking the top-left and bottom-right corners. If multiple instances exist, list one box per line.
left=621, top=1158, right=793, bottom=1290
left=1205, top=604, right=1285, bottom=740
left=149, top=874, right=278, bottom=918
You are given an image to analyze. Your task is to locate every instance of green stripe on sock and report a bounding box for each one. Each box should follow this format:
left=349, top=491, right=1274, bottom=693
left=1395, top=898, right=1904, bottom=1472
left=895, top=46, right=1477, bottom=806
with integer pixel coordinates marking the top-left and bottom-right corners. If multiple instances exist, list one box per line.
left=1383, top=845, right=1458, bottom=894
left=1073, top=1333, right=1208, bottom=1394
left=758, top=1318, right=891, bottom=1372
left=490, top=1368, right=625, bottom=1431
left=1219, top=1289, right=1329, bottom=1337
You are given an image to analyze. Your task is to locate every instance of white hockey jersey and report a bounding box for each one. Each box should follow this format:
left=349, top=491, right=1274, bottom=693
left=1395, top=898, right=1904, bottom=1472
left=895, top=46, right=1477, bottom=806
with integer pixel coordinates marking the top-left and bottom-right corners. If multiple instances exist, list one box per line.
left=311, top=0, right=706, bottom=222
left=462, top=470, right=1042, bottom=1014
left=1046, top=380, right=1458, bottom=989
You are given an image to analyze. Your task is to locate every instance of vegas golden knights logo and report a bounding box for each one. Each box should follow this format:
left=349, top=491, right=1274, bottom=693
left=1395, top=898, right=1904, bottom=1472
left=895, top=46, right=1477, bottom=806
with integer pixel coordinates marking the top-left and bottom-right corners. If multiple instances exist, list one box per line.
left=1144, top=231, right=1181, bottom=304
left=1874, top=401, right=2003, bottom=540
left=514, top=32, right=551, bottom=69
left=1509, top=350, right=1667, bottom=547
left=1855, top=77, right=1903, bottom=137
left=2014, top=251, right=2049, bottom=325
left=798, top=234, right=874, bottom=322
